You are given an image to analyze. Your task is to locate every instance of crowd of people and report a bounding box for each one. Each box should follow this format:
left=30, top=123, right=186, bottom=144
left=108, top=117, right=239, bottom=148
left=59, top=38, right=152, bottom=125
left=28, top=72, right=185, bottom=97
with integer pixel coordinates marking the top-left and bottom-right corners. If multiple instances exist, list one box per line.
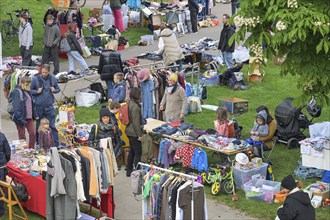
left=1, top=1, right=318, bottom=219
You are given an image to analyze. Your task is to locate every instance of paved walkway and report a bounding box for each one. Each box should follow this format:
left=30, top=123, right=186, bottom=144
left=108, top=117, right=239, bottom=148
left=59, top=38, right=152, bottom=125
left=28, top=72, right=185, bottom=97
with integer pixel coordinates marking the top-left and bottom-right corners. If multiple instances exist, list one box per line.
left=0, top=2, right=256, bottom=220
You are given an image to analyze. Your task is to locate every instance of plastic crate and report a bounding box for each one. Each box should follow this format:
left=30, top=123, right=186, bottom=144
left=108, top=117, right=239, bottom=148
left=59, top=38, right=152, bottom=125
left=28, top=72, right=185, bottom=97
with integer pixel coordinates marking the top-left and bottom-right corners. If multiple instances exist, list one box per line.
left=243, top=178, right=281, bottom=203
left=233, top=163, right=268, bottom=189
left=141, top=35, right=154, bottom=45
left=198, top=75, right=218, bottom=87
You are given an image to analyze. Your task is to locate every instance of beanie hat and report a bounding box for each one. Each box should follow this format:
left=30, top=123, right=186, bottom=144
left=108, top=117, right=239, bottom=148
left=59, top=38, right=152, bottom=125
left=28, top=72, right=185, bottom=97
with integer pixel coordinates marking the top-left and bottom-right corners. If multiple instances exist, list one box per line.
left=168, top=73, right=178, bottom=82
left=99, top=106, right=111, bottom=118
left=281, top=174, right=296, bottom=191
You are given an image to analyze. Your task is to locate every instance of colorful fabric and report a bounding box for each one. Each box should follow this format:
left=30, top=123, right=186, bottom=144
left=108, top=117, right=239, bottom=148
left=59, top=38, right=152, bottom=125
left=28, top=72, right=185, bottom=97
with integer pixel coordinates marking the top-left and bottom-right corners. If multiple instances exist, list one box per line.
left=174, top=144, right=195, bottom=167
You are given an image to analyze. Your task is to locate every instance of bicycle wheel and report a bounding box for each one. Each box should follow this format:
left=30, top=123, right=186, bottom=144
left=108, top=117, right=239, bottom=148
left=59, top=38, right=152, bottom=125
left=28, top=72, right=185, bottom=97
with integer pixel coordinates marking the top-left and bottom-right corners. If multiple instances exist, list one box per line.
left=211, top=180, right=221, bottom=196
left=1, top=22, right=15, bottom=44
left=221, top=179, right=236, bottom=194
left=200, top=172, right=208, bottom=185
left=76, top=0, right=86, bottom=7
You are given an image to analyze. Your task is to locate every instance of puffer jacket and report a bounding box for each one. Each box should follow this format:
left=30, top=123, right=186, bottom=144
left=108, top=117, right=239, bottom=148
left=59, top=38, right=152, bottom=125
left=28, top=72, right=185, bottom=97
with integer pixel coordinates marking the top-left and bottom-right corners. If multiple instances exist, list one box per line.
left=10, top=87, right=37, bottom=126
left=88, top=120, right=121, bottom=146
left=98, top=50, right=123, bottom=81
left=0, top=132, right=11, bottom=168
left=126, top=100, right=143, bottom=137
left=218, top=24, right=235, bottom=52
left=44, top=23, right=61, bottom=48
left=160, top=29, right=184, bottom=66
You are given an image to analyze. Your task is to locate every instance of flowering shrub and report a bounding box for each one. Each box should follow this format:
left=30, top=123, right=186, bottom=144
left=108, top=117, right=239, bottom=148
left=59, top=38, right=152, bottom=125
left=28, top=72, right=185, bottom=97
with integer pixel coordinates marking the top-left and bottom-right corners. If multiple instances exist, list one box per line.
left=230, top=0, right=330, bottom=106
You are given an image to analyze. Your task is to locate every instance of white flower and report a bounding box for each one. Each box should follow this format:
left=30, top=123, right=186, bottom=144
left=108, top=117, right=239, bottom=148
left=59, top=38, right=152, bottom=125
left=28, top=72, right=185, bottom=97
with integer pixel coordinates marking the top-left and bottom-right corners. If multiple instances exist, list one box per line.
left=276, top=21, right=287, bottom=31
left=287, top=0, right=298, bottom=8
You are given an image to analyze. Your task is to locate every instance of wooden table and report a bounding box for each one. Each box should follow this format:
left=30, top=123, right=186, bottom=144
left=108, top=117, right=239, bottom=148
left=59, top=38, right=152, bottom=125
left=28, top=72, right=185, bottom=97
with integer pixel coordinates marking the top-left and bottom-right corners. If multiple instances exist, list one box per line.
left=144, top=118, right=244, bottom=156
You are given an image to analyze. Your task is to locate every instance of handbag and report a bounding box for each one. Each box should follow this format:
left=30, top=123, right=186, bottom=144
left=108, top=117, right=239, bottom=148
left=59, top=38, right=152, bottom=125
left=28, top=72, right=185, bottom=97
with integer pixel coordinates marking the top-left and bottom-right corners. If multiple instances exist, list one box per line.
left=10, top=178, right=29, bottom=202
left=118, top=102, right=129, bottom=125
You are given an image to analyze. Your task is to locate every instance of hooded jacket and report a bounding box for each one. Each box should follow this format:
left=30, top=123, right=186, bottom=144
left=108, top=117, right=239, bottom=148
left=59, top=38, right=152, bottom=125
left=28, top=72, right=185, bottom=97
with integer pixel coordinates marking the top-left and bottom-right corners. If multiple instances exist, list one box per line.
left=218, top=24, right=235, bottom=52
left=112, top=81, right=126, bottom=103
left=159, top=29, right=184, bottom=66
left=251, top=110, right=269, bottom=136
left=19, top=22, right=33, bottom=48
left=277, top=188, right=315, bottom=220
left=44, top=23, right=61, bottom=48
left=98, top=50, right=123, bottom=81
left=0, top=132, right=10, bottom=168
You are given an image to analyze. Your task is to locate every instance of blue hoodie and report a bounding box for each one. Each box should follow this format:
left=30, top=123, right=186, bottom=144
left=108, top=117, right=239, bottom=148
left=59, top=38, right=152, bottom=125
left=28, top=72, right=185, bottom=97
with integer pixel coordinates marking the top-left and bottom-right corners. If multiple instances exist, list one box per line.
left=191, top=148, right=208, bottom=172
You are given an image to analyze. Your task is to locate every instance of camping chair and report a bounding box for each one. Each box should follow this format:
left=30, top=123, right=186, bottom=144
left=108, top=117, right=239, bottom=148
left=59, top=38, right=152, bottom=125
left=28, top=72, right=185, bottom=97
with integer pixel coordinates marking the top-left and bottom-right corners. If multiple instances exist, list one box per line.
left=261, top=135, right=278, bottom=165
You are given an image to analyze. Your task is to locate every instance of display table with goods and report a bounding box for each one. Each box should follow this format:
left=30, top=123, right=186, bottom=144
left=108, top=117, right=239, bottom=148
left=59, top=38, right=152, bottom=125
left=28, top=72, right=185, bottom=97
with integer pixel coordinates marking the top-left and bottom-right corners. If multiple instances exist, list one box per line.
left=6, top=140, right=116, bottom=218
left=144, top=118, right=249, bottom=156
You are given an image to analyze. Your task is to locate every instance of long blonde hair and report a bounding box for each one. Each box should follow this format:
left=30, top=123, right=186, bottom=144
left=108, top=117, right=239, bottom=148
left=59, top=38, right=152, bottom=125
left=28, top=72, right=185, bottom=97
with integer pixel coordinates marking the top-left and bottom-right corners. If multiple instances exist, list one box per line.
left=38, top=118, right=50, bottom=133
left=20, top=76, right=31, bottom=91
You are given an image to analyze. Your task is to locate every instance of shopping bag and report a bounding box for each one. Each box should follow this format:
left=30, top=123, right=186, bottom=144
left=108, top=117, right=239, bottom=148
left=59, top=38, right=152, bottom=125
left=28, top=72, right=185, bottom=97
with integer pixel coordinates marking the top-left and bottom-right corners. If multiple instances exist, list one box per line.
left=75, top=89, right=101, bottom=107
left=82, top=46, right=91, bottom=58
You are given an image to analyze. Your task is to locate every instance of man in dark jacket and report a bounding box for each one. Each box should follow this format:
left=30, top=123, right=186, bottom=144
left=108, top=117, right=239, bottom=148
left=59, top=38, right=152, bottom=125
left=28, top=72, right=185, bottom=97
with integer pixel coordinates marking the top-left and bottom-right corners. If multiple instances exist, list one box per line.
left=277, top=174, right=315, bottom=220
left=42, top=15, right=61, bottom=75
left=98, top=50, right=123, bottom=100
left=30, top=64, right=60, bottom=147
left=0, top=132, right=11, bottom=217
left=188, top=0, right=199, bottom=33
left=218, top=14, right=235, bottom=70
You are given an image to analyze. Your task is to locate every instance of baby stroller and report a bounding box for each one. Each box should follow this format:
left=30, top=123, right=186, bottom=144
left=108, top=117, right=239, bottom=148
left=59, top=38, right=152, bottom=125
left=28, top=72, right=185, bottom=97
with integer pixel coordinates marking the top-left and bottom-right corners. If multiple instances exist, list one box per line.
left=274, top=97, right=321, bottom=149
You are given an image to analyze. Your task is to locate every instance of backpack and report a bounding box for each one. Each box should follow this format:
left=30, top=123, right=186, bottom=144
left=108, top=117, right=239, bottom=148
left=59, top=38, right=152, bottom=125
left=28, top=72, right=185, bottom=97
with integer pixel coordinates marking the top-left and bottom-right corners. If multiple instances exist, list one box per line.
left=60, top=37, right=71, bottom=53
left=130, top=169, right=146, bottom=198
left=118, top=102, right=129, bottom=125
left=7, top=88, right=24, bottom=120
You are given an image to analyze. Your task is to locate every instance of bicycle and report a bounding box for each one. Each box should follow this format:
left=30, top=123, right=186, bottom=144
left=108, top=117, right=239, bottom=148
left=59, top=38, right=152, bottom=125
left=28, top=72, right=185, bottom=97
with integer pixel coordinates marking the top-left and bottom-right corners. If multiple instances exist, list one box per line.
left=201, top=166, right=223, bottom=196
left=1, top=8, right=30, bottom=44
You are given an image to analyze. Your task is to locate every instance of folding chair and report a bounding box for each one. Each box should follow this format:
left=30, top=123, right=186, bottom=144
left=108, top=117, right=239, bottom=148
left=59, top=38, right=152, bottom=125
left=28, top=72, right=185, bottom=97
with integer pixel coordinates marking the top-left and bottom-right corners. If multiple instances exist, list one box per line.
left=261, top=136, right=278, bottom=165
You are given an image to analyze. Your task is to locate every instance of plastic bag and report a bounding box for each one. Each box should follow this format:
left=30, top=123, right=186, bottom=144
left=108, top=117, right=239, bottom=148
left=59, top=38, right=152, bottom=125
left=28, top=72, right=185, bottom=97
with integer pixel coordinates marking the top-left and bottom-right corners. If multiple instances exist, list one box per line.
left=75, top=89, right=101, bottom=107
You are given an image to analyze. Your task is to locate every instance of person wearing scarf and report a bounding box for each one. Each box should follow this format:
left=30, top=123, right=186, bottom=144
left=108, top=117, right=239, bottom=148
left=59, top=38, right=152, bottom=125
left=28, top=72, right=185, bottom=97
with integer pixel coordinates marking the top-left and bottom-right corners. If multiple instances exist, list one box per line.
left=160, top=73, right=187, bottom=122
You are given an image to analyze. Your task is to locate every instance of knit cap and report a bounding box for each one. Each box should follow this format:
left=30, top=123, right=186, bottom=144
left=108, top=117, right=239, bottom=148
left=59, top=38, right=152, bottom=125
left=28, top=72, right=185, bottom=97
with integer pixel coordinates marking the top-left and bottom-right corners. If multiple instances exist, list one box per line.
left=281, top=174, right=296, bottom=191
left=99, top=106, right=111, bottom=118
left=168, top=73, right=178, bottom=82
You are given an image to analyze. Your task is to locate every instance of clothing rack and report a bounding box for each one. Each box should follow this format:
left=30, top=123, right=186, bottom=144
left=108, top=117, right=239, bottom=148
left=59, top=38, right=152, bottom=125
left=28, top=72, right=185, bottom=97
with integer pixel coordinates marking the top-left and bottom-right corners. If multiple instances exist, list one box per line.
left=14, top=65, right=39, bottom=70
left=138, top=162, right=198, bottom=220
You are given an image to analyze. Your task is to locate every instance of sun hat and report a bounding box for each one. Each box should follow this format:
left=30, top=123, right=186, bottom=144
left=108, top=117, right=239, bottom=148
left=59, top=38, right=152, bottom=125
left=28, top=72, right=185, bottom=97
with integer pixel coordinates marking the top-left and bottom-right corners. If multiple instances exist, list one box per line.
left=137, top=68, right=150, bottom=82
left=235, top=153, right=249, bottom=165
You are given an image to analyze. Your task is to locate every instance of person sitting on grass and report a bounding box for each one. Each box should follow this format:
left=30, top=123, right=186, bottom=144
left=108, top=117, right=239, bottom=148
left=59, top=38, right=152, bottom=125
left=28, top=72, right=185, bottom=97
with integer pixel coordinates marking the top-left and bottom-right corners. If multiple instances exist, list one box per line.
left=214, top=107, right=230, bottom=137
left=276, top=174, right=315, bottom=220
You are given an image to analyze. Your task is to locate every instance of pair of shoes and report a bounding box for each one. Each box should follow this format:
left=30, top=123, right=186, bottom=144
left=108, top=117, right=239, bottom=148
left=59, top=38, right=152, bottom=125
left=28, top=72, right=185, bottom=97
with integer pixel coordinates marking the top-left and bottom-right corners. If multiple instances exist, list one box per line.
left=240, top=85, right=249, bottom=90
left=126, top=171, right=132, bottom=177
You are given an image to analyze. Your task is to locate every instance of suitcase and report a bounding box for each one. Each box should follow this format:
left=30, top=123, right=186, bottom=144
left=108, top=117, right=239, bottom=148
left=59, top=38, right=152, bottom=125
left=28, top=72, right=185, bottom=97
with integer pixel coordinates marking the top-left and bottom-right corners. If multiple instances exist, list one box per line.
left=90, top=83, right=108, bottom=102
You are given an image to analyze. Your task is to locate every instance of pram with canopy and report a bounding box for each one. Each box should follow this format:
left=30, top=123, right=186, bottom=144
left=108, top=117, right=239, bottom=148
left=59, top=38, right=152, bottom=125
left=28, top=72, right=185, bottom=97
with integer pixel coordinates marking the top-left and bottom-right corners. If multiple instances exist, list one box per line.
left=274, top=97, right=321, bottom=149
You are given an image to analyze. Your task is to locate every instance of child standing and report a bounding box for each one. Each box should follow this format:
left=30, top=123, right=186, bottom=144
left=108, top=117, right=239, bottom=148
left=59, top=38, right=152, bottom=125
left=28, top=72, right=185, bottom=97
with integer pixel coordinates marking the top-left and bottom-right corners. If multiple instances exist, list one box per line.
left=214, top=107, right=230, bottom=137
left=38, top=118, right=54, bottom=150
left=245, top=110, right=269, bottom=157
left=111, top=72, right=126, bottom=103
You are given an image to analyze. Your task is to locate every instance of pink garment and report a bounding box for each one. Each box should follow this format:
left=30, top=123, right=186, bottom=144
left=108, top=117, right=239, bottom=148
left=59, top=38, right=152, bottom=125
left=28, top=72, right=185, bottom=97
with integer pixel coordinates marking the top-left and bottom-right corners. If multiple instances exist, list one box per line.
left=214, top=120, right=229, bottom=137
left=112, top=9, right=125, bottom=32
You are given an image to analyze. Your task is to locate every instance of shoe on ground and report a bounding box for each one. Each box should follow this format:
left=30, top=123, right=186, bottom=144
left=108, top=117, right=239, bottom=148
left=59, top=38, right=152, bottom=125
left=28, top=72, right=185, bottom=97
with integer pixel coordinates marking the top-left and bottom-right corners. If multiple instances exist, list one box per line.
left=240, top=85, right=249, bottom=90
left=126, top=171, right=132, bottom=177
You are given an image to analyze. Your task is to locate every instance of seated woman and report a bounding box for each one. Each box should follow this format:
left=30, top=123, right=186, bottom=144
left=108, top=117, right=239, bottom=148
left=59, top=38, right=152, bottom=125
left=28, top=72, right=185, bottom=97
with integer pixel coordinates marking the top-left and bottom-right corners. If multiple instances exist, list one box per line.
left=253, top=105, right=277, bottom=157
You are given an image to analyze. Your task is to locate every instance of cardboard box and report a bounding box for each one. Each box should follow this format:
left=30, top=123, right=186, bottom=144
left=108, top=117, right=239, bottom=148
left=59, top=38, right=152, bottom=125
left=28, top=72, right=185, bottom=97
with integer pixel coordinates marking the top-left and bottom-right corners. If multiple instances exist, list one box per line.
left=313, top=190, right=330, bottom=202
left=89, top=8, right=103, bottom=19
left=128, top=22, right=141, bottom=28
left=152, top=14, right=163, bottom=26
left=219, top=97, right=248, bottom=114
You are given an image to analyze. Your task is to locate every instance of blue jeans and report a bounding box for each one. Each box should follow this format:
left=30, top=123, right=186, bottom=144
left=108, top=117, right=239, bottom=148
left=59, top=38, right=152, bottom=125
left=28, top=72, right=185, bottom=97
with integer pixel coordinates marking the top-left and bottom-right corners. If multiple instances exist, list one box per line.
left=67, top=50, right=88, bottom=72
left=222, top=51, right=235, bottom=69
left=36, top=105, right=59, bottom=147
left=106, top=80, right=114, bottom=100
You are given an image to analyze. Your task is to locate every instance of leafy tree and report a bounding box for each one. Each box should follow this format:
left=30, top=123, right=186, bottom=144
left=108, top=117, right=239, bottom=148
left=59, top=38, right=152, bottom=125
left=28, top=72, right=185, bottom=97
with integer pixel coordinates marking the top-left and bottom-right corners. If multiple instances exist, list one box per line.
left=231, top=0, right=330, bottom=106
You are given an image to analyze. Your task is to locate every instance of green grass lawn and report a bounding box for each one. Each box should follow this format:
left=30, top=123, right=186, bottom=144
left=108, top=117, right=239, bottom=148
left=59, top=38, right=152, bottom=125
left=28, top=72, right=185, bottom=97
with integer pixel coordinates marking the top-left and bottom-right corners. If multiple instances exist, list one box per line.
left=75, top=62, right=330, bottom=220
left=0, top=0, right=150, bottom=57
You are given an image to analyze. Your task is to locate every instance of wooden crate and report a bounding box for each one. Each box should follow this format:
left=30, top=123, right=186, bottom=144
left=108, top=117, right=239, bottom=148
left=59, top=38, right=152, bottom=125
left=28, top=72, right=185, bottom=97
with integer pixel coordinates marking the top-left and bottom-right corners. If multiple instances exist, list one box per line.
left=218, top=97, right=248, bottom=115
